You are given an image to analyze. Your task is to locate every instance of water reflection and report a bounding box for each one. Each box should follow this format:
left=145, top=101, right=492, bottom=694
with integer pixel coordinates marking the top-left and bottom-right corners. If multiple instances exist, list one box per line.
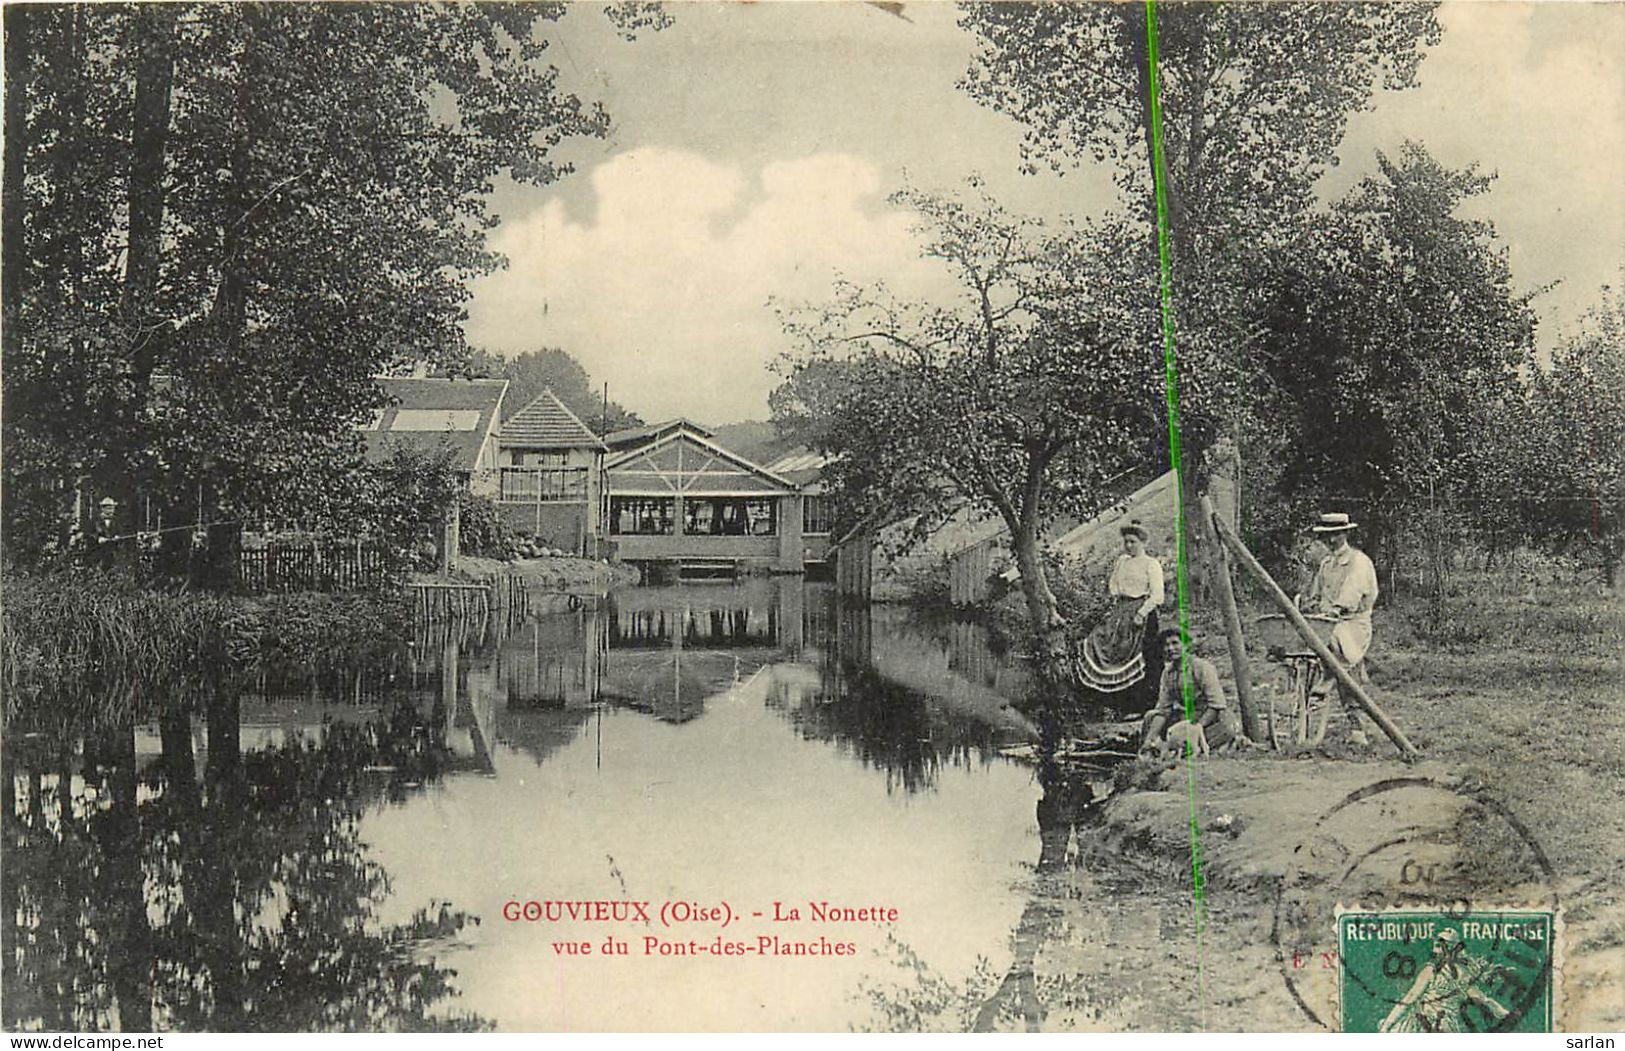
left=767, top=659, right=1003, bottom=796
left=5, top=579, right=1053, bottom=1032
left=3, top=696, right=488, bottom=1032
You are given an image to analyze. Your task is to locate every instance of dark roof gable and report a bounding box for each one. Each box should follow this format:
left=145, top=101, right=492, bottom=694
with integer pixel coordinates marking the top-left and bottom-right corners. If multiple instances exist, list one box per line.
left=500, top=389, right=607, bottom=450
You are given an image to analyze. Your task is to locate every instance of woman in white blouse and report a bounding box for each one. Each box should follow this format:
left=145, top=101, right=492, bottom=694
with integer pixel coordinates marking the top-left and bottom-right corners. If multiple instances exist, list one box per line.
left=1076, top=521, right=1166, bottom=694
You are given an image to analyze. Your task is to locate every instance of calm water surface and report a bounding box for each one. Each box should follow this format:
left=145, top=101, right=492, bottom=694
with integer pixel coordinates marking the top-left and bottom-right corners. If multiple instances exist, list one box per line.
left=4, top=580, right=1058, bottom=1031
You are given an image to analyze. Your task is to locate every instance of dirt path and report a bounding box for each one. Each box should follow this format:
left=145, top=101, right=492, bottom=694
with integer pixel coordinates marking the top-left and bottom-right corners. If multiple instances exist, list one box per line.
left=958, top=748, right=1625, bottom=1032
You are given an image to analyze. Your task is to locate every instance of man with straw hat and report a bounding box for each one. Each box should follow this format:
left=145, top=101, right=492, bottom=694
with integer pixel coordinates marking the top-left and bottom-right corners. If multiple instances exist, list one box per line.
left=1301, top=511, right=1379, bottom=747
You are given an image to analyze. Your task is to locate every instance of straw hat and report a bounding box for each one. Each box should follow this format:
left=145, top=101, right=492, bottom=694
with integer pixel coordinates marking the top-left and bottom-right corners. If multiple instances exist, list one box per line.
left=1310, top=512, right=1358, bottom=534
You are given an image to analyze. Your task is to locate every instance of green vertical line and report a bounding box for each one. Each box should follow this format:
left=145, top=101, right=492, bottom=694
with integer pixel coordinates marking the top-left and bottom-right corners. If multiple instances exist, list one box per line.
left=1144, top=0, right=1207, bottom=1028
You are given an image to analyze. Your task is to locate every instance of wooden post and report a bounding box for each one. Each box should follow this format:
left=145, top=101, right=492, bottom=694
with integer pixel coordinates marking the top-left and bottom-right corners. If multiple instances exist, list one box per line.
left=1200, top=495, right=1261, bottom=743
left=440, top=499, right=459, bottom=579
left=1210, top=514, right=1419, bottom=760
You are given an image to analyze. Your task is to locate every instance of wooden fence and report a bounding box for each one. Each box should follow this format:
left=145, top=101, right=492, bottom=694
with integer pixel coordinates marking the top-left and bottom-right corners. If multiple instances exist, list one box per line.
left=405, top=576, right=554, bottom=622
left=239, top=542, right=391, bottom=593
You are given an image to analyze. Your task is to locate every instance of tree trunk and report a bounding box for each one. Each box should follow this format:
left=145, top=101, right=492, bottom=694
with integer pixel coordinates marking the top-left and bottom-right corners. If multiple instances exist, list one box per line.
left=1120, top=4, right=1214, bottom=611
left=1011, top=521, right=1060, bottom=635
left=200, top=520, right=243, bottom=591
left=109, top=4, right=176, bottom=542
left=122, top=4, right=175, bottom=333
left=1119, top=6, right=1157, bottom=226
left=2, top=7, right=31, bottom=346
left=1176, top=460, right=1212, bottom=603
left=50, top=9, right=91, bottom=466
left=96, top=721, right=153, bottom=1033
left=209, top=7, right=264, bottom=353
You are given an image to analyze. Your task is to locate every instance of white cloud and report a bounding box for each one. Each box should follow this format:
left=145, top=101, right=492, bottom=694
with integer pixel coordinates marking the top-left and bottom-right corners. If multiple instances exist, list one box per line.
left=467, top=148, right=947, bottom=423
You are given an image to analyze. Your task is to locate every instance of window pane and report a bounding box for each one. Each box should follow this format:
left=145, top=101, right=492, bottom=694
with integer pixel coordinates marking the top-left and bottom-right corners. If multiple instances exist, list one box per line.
left=803, top=495, right=831, bottom=535
left=746, top=498, right=776, bottom=536
left=611, top=497, right=674, bottom=535
left=684, top=500, right=716, bottom=535
left=501, top=467, right=585, bottom=502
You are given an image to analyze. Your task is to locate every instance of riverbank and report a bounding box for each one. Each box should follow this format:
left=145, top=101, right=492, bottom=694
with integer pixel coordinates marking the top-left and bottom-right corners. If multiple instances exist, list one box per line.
left=2, top=555, right=640, bottom=719
left=428, top=554, right=641, bottom=594
left=995, top=578, right=1625, bottom=1031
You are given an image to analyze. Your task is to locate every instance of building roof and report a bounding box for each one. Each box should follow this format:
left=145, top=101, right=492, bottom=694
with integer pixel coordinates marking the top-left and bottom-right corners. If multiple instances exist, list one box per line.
left=764, top=448, right=831, bottom=487
left=606, top=426, right=798, bottom=496
left=361, top=377, right=508, bottom=471
left=499, top=389, right=607, bottom=451
left=603, top=417, right=715, bottom=450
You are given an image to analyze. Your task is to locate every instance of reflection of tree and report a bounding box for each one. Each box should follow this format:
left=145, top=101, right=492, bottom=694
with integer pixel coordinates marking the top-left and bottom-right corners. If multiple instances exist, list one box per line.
left=768, top=662, right=997, bottom=795
left=4, top=687, right=490, bottom=1032
left=968, top=765, right=1091, bottom=1031
left=860, top=767, right=1096, bottom=1033
left=3, top=740, right=111, bottom=1029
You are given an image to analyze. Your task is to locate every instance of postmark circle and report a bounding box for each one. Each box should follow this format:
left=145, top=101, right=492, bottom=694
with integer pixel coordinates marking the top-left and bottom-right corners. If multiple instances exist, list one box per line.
left=1271, top=776, right=1558, bottom=1031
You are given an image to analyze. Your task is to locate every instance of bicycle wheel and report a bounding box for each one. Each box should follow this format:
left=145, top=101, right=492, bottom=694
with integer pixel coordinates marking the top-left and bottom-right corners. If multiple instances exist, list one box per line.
left=1268, top=668, right=1298, bottom=751
left=1304, top=661, right=1333, bottom=747
left=1292, top=662, right=1312, bottom=744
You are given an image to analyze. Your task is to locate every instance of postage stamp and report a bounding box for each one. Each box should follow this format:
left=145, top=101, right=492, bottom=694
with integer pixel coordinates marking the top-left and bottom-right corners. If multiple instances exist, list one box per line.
left=1273, top=776, right=1563, bottom=1030
left=1337, top=907, right=1559, bottom=1032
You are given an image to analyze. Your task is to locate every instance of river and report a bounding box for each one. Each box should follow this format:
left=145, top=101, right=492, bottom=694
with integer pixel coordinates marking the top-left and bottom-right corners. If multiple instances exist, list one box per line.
left=2, top=579, right=1100, bottom=1032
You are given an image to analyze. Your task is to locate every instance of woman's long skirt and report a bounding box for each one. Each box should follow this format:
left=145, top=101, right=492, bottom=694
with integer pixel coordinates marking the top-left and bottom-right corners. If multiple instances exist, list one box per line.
left=1076, top=596, right=1159, bottom=693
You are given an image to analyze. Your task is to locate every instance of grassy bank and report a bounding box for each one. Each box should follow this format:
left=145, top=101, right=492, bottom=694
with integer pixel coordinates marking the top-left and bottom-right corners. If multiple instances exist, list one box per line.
left=2, top=555, right=645, bottom=723
left=1, top=567, right=413, bottom=722
left=1105, top=577, right=1625, bottom=890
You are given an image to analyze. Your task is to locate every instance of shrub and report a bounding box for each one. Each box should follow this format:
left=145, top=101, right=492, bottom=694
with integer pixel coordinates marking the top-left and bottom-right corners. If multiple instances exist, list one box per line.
left=253, top=591, right=412, bottom=677
left=2, top=566, right=236, bottom=721
left=455, top=491, right=517, bottom=560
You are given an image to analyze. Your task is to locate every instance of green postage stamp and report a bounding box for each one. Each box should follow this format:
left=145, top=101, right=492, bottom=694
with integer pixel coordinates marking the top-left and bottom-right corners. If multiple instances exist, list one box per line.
left=1337, top=908, right=1558, bottom=1032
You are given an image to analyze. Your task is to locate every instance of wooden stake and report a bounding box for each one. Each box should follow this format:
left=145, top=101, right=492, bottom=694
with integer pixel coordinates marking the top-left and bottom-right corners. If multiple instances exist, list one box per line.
left=1200, top=495, right=1261, bottom=743
left=1209, top=511, right=1419, bottom=760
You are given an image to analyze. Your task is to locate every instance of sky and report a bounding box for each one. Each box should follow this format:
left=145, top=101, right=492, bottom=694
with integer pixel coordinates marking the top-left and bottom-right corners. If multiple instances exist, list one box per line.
left=464, top=1, right=1625, bottom=425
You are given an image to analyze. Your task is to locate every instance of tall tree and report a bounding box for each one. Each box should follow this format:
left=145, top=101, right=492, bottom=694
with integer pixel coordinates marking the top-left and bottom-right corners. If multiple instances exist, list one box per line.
left=1, top=4, right=662, bottom=560
left=468, top=347, right=642, bottom=433
left=1520, top=283, right=1625, bottom=587
left=959, top=2, right=1443, bottom=592
left=772, top=184, right=1162, bottom=637
left=1246, top=145, right=1537, bottom=587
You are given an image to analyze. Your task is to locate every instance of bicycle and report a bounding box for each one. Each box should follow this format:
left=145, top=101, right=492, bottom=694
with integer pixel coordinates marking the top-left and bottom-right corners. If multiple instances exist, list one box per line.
left=1255, top=612, right=1340, bottom=750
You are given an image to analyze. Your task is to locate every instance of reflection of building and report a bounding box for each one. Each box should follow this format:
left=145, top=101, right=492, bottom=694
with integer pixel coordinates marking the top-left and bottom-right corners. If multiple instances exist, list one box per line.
left=603, top=420, right=804, bottom=577
left=489, top=612, right=603, bottom=709
left=408, top=621, right=601, bottom=768
left=494, top=389, right=609, bottom=555
left=597, top=579, right=808, bottom=721
left=610, top=593, right=778, bottom=650
left=606, top=580, right=805, bottom=653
